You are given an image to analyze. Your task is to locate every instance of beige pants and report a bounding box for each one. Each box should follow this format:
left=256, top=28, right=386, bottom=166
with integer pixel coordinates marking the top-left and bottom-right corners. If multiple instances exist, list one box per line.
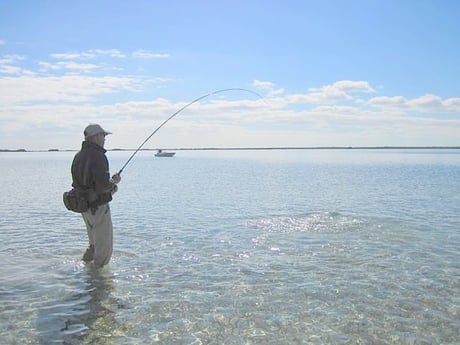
left=82, top=204, right=113, bottom=268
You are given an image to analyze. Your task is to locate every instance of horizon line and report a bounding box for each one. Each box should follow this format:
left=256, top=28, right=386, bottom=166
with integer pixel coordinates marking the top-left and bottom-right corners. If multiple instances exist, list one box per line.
left=2, top=146, right=460, bottom=153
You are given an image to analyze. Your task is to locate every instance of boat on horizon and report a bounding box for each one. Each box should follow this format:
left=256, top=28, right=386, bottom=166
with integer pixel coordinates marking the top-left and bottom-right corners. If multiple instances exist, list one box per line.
left=155, top=149, right=175, bottom=157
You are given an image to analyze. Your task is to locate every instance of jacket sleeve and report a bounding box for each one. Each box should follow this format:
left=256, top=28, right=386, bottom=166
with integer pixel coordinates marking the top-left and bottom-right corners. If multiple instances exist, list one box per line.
left=91, top=153, right=115, bottom=194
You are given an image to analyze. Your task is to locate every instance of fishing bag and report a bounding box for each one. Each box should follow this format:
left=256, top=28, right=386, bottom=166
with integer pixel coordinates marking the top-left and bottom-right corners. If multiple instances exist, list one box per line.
left=63, top=188, right=89, bottom=213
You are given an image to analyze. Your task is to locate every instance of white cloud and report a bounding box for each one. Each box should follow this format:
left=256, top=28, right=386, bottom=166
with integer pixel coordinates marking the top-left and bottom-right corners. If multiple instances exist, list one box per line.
left=253, top=79, right=285, bottom=97
left=286, top=80, right=376, bottom=105
left=2, top=92, right=460, bottom=149
left=252, top=80, right=275, bottom=89
left=132, top=50, right=170, bottom=59
left=0, top=54, right=25, bottom=64
left=0, top=64, right=34, bottom=75
left=50, top=49, right=125, bottom=60
left=367, top=96, right=408, bottom=109
left=408, top=94, right=444, bottom=111
left=0, top=75, right=147, bottom=104
left=0, top=55, right=35, bottom=75
left=0, top=66, right=459, bottom=149
left=445, top=97, right=460, bottom=109
left=91, top=49, right=125, bottom=58
left=368, top=94, right=460, bottom=113
left=39, top=61, right=99, bottom=72
left=328, top=80, right=375, bottom=93
left=50, top=52, right=96, bottom=60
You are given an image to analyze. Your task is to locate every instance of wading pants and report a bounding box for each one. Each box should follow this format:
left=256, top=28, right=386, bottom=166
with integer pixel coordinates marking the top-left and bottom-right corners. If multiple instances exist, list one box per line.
left=82, top=204, right=113, bottom=268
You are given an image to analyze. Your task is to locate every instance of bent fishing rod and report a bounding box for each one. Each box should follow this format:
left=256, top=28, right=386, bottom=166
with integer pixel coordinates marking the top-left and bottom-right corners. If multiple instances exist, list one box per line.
left=117, top=88, right=265, bottom=175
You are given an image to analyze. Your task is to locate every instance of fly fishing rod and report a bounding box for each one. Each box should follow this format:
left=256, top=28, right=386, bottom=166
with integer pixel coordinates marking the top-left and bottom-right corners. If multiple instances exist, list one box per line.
left=117, top=88, right=265, bottom=175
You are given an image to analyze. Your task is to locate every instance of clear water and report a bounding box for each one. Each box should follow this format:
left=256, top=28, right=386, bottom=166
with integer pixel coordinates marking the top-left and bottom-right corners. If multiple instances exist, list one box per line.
left=0, top=149, right=459, bottom=344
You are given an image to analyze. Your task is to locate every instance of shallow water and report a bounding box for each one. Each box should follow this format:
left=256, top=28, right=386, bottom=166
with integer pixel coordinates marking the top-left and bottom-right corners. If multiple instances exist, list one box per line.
left=1, top=149, right=459, bottom=344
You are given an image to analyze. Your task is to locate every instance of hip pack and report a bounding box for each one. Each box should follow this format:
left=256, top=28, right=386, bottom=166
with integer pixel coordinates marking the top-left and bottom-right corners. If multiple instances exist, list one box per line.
left=63, top=188, right=90, bottom=213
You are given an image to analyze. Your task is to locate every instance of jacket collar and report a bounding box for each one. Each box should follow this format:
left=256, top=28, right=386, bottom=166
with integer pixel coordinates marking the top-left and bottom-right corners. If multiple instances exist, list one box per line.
left=81, top=140, right=107, bottom=153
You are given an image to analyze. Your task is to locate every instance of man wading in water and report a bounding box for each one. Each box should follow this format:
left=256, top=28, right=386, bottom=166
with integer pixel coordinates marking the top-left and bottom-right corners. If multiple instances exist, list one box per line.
left=71, top=124, right=121, bottom=268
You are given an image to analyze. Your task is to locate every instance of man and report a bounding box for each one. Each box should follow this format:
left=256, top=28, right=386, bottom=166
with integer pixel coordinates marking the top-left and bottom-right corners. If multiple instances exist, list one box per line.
left=71, top=124, right=121, bottom=268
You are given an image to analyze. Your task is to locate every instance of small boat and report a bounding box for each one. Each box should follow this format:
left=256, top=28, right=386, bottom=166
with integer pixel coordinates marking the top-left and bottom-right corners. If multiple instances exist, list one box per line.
left=155, top=149, right=175, bottom=157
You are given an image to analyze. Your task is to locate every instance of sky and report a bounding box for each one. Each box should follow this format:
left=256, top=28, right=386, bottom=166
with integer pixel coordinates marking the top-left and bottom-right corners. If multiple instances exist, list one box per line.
left=1, top=0, right=459, bottom=150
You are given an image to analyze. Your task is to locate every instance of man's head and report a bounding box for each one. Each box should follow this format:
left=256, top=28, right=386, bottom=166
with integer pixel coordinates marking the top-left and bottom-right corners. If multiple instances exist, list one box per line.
left=84, top=124, right=111, bottom=147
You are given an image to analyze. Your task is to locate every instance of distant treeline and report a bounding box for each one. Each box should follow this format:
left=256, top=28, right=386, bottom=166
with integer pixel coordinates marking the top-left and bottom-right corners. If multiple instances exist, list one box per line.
left=167, top=146, right=460, bottom=151
left=2, top=146, right=460, bottom=153
left=0, top=149, right=27, bottom=152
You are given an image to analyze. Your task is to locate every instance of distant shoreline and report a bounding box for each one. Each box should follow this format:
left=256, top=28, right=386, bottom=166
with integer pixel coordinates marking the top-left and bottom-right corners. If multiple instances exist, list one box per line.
left=1, top=146, right=460, bottom=153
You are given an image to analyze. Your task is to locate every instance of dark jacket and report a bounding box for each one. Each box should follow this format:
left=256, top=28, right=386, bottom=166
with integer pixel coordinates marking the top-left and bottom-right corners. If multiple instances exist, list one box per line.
left=71, top=141, right=115, bottom=206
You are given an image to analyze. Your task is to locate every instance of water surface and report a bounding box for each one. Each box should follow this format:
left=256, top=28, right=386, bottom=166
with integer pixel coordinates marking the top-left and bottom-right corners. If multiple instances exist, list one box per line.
left=1, top=149, right=459, bottom=344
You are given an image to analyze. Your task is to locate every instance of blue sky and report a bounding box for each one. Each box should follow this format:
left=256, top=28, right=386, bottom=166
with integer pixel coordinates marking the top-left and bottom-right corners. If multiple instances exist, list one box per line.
left=1, top=0, right=459, bottom=150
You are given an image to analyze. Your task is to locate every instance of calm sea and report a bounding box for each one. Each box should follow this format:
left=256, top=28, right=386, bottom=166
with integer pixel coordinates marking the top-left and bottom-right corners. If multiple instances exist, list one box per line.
left=0, top=149, right=459, bottom=344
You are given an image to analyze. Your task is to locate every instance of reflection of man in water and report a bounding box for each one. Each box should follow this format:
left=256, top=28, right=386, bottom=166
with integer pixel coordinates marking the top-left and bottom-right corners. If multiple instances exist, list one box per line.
left=37, top=268, right=120, bottom=343
left=71, top=124, right=121, bottom=267
left=77, top=269, right=118, bottom=342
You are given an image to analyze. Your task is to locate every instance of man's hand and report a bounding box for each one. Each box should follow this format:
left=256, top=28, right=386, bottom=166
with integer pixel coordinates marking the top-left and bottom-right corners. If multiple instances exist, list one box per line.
left=111, top=173, right=121, bottom=184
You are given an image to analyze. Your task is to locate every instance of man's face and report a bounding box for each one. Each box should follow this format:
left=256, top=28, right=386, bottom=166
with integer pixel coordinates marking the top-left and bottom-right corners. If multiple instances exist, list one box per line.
left=96, top=133, right=106, bottom=147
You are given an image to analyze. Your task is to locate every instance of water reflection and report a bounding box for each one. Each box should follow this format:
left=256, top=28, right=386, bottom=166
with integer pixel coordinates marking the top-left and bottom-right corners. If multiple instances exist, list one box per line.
left=37, top=265, right=122, bottom=344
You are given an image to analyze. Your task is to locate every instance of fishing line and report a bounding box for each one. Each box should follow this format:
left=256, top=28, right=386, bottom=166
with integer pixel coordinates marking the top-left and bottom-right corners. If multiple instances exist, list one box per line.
left=117, top=88, right=266, bottom=175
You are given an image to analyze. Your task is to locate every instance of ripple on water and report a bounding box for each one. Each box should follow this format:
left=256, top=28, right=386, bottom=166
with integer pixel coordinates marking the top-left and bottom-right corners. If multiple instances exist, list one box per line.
left=247, top=211, right=365, bottom=234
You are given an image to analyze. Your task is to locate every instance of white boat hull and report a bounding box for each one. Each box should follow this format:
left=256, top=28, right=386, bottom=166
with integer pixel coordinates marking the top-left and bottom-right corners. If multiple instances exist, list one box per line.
left=155, top=152, right=175, bottom=157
